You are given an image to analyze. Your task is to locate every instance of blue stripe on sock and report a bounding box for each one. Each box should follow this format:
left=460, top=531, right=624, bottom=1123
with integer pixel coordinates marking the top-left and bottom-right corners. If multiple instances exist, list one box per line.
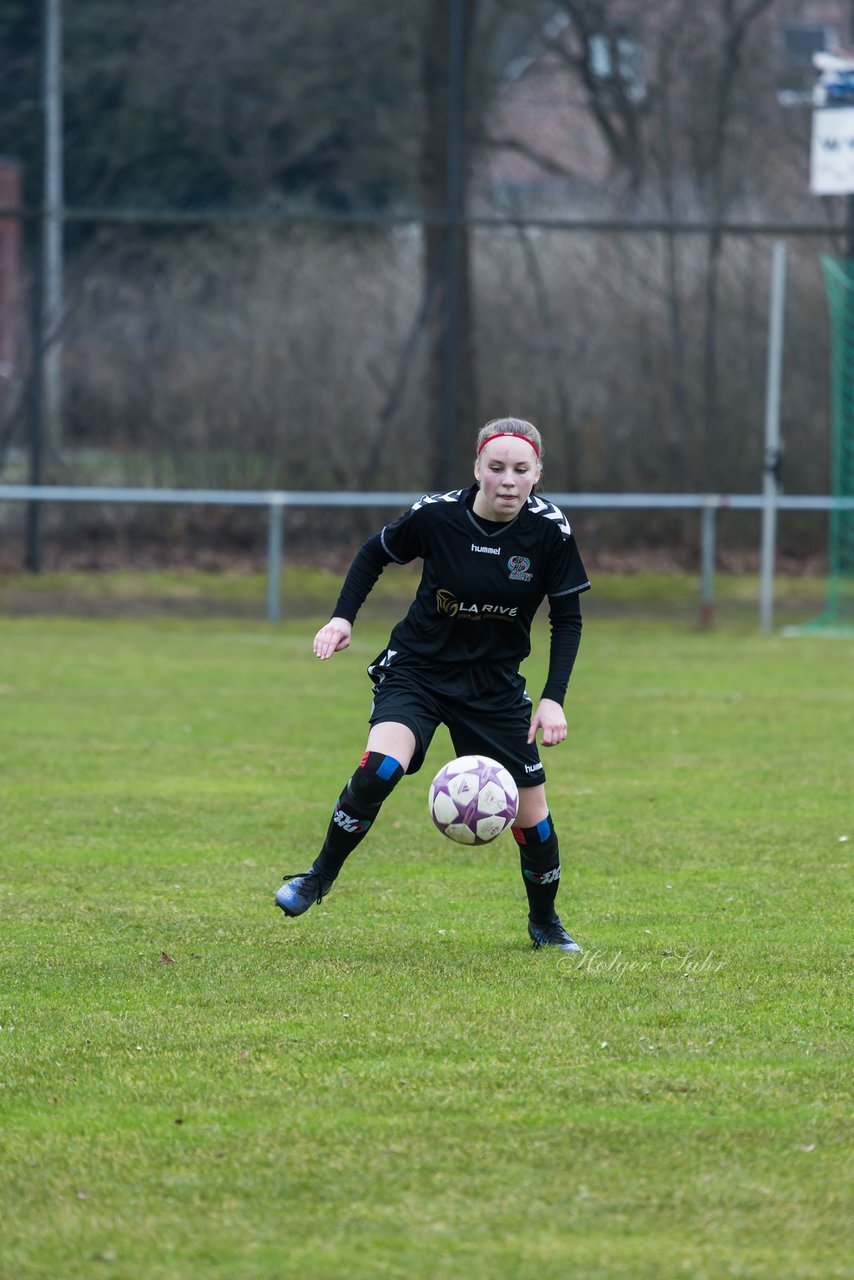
left=377, top=754, right=402, bottom=780
left=535, top=817, right=552, bottom=842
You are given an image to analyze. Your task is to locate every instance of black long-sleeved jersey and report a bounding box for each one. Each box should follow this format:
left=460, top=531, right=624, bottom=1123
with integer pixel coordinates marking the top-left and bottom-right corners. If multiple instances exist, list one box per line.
left=332, top=483, right=591, bottom=704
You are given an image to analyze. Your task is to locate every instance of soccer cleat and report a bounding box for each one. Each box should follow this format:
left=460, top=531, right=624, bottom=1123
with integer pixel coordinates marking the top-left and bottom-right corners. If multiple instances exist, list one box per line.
left=275, top=869, right=333, bottom=917
left=528, top=913, right=582, bottom=952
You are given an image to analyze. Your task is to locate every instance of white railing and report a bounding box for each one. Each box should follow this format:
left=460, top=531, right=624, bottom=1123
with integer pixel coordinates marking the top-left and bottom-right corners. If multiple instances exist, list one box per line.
left=1, top=485, right=851, bottom=628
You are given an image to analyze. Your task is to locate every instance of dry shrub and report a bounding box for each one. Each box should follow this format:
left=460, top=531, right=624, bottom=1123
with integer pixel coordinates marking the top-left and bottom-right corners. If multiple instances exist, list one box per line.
left=38, top=222, right=836, bottom=559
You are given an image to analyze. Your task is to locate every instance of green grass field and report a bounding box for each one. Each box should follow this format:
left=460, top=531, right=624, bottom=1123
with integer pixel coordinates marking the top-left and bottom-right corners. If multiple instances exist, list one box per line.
left=1, top=584, right=852, bottom=1279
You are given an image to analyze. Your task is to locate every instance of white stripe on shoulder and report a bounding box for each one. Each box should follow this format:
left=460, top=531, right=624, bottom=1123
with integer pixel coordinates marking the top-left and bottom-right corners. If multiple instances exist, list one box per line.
left=410, top=488, right=465, bottom=512
left=379, top=529, right=407, bottom=563
left=526, top=495, right=572, bottom=538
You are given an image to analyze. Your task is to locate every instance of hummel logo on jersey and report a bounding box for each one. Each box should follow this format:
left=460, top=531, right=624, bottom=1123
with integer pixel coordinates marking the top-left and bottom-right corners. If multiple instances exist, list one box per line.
left=333, top=804, right=372, bottom=835
left=471, top=543, right=500, bottom=555
left=524, top=761, right=544, bottom=773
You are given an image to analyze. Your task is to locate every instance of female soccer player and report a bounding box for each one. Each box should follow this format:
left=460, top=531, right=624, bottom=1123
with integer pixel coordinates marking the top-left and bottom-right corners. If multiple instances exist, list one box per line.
left=275, top=417, right=591, bottom=950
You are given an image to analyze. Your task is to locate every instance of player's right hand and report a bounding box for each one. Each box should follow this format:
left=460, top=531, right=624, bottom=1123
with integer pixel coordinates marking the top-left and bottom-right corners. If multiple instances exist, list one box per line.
left=313, top=617, right=352, bottom=660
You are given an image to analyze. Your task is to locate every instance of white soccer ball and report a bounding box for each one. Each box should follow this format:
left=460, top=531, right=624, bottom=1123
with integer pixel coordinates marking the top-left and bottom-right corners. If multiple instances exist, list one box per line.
left=428, top=754, right=519, bottom=846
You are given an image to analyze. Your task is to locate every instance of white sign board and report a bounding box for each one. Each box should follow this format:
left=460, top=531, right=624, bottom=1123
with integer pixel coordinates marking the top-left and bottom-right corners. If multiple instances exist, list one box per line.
left=811, top=108, right=854, bottom=194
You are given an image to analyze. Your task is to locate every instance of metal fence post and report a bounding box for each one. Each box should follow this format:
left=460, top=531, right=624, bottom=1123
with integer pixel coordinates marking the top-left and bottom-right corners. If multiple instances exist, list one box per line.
left=266, top=499, right=284, bottom=622
left=699, top=500, right=717, bottom=629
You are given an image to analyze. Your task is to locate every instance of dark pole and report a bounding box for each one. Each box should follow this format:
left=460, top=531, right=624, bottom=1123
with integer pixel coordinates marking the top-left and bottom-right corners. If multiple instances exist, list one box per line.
left=26, top=0, right=54, bottom=572
left=438, top=0, right=466, bottom=489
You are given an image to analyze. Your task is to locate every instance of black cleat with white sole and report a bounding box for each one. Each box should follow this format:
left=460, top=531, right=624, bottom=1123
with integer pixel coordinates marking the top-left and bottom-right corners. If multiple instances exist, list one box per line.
left=528, top=913, right=582, bottom=952
left=275, top=869, right=333, bottom=917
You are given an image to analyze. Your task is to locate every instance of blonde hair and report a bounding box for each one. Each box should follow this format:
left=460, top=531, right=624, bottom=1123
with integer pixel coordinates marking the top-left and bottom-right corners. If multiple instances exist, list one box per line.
left=475, top=417, right=543, bottom=461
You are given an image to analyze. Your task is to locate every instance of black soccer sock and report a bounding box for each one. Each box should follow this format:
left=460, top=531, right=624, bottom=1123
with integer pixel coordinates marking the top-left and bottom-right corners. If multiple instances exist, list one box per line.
left=512, top=813, right=561, bottom=923
left=313, top=751, right=404, bottom=881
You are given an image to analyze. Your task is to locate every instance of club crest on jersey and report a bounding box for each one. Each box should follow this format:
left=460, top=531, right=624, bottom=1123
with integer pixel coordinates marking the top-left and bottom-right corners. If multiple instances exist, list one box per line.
left=435, top=589, right=517, bottom=620
left=507, top=555, right=533, bottom=582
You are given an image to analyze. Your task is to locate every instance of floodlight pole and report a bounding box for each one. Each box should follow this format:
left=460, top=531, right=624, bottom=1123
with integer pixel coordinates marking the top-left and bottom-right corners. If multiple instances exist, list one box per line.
left=759, top=242, right=787, bottom=633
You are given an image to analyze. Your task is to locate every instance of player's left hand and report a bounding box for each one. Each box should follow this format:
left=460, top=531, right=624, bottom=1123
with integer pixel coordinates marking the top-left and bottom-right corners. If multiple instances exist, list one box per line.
left=528, top=697, right=567, bottom=747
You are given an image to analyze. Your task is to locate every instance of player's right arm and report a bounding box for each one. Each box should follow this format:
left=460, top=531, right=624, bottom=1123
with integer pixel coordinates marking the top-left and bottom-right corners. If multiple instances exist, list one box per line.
left=313, top=504, right=427, bottom=661
left=313, top=530, right=395, bottom=660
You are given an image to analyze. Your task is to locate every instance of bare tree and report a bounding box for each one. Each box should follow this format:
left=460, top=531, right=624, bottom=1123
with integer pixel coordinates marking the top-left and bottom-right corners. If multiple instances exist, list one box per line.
left=479, top=0, right=787, bottom=488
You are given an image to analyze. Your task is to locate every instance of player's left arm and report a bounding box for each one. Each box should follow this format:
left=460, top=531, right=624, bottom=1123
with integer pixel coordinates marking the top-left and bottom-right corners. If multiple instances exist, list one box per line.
left=528, top=696, right=567, bottom=747
left=529, top=590, right=583, bottom=746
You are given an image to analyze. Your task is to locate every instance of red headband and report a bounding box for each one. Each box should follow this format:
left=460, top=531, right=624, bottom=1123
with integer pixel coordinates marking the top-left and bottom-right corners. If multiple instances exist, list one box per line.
left=477, top=432, right=540, bottom=458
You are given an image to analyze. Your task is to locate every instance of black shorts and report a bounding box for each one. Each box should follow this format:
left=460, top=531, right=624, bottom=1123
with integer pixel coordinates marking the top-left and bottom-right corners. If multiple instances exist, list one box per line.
left=366, top=649, right=546, bottom=788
